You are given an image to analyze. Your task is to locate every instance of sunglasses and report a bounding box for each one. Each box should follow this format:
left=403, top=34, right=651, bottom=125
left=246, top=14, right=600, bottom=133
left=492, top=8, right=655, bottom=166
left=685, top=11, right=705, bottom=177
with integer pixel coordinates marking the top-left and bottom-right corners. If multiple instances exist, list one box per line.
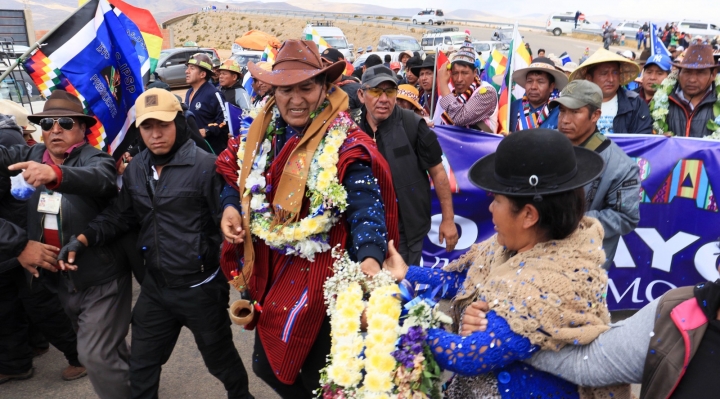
left=364, top=87, right=398, bottom=98
left=39, top=117, right=76, bottom=131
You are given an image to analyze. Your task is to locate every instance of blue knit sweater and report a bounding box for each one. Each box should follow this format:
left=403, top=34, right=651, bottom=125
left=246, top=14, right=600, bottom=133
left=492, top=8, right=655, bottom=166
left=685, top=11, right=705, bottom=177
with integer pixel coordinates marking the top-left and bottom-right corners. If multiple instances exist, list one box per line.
left=406, top=265, right=580, bottom=398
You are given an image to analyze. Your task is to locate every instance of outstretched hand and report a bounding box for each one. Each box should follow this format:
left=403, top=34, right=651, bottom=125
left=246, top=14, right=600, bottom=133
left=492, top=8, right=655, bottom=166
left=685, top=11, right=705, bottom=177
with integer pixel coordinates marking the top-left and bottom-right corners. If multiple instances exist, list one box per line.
left=8, top=161, right=57, bottom=187
left=382, top=240, right=409, bottom=282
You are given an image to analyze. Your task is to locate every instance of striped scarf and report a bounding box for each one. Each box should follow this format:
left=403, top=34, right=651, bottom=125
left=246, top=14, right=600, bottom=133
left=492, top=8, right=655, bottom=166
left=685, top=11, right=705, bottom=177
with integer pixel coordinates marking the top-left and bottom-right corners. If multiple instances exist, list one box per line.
left=441, top=76, right=482, bottom=125
left=516, top=89, right=560, bottom=131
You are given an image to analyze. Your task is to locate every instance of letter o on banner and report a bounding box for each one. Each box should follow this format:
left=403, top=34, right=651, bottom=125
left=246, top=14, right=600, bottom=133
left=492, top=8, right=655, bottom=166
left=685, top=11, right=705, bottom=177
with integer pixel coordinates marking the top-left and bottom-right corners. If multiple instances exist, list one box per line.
left=694, top=241, right=720, bottom=281
left=428, top=214, right=478, bottom=251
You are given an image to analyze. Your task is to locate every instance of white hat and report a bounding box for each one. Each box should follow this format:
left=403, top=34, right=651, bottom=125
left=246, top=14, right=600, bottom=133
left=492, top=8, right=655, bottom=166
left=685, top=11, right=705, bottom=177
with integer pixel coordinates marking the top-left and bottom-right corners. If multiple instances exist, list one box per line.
left=0, top=99, right=35, bottom=133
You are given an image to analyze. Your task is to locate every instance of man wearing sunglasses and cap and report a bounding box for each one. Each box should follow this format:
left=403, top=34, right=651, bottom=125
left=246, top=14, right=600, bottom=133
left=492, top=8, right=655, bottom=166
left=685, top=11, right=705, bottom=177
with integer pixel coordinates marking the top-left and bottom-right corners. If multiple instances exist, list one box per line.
left=358, top=65, right=458, bottom=266
left=185, top=53, right=228, bottom=154
left=0, top=89, right=131, bottom=398
left=57, top=88, right=254, bottom=399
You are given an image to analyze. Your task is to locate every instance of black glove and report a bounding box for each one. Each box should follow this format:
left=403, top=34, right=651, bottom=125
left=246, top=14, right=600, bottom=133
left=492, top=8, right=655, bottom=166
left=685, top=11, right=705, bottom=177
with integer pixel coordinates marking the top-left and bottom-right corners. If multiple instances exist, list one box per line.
left=58, top=235, right=87, bottom=264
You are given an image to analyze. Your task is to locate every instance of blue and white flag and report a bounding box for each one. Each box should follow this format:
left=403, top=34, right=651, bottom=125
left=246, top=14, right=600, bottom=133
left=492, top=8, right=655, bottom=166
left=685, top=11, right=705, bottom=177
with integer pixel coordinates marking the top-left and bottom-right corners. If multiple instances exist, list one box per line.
left=651, top=23, right=672, bottom=58
left=23, top=0, right=145, bottom=159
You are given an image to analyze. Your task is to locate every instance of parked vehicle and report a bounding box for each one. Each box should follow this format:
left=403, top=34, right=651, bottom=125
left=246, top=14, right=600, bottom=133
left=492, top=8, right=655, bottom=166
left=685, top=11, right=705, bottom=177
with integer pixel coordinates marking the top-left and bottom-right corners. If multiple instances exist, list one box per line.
left=421, top=27, right=470, bottom=54
left=411, top=9, right=446, bottom=26
left=376, top=35, right=424, bottom=58
left=302, top=22, right=355, bottom=63
left=229, top=51, right=263, bottom=69
left=615, top=21, right=645, bottom=38
left=151, top=47, right=220, bottom=88
left=472, top=41, right=508, bottom=63
left=545, top=13, right=602, bottom=36
left=674, top=20, right=720, bottom=38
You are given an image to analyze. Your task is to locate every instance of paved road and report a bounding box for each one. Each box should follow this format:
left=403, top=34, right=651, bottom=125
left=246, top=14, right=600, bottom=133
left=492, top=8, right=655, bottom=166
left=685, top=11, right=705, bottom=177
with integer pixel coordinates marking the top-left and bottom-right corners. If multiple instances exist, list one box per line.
left=0, top=280, right=281, bottom=399
left=458, top=26, right=637, bottom=63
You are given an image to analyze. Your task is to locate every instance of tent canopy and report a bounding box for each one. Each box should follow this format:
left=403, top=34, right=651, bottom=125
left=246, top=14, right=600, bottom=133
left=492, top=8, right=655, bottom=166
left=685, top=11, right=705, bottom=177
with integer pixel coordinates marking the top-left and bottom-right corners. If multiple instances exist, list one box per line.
left=234, top=30, right=281, bottom=51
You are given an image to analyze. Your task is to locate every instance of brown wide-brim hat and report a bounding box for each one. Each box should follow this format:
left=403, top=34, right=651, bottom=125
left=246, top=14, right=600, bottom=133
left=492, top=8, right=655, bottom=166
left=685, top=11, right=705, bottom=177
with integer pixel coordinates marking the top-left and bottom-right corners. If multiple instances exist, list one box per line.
left=246, top=40, right=345, bottom=87
left=28, top=89, right=97, bottom=127
left=569, top=48, right=641, bottom=87
left=672, top=44, right=717, bottom=69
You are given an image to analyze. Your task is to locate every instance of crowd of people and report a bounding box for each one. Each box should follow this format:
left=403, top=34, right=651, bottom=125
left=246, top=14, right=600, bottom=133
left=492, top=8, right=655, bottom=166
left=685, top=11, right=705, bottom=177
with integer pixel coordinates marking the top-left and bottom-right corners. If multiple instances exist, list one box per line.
left=0, top=21, right=719, bottom=399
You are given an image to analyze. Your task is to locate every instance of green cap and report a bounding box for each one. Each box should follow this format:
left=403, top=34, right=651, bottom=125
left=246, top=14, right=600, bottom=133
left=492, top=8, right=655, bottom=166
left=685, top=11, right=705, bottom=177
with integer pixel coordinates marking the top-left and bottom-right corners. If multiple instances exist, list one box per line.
left=550, top=80, right=603, bottom=110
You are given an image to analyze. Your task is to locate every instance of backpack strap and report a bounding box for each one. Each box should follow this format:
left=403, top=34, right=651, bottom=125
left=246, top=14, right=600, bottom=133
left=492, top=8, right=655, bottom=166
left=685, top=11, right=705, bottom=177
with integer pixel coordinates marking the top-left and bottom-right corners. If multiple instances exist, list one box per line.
left=399, top=108, right=421, bottom=152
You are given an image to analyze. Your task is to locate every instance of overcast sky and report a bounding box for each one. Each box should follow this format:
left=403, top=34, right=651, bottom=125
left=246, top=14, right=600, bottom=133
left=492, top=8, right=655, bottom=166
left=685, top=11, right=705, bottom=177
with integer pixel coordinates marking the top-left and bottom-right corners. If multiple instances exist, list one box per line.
left=240, top=0, right=716, bottom=21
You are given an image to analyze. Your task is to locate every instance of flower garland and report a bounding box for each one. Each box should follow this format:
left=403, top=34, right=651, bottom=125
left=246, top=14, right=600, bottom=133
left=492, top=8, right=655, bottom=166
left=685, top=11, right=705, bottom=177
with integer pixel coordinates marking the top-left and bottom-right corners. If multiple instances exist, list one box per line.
left=706, top=73, right=720, bottom=140
left=236, top=105, right=352, bottom=261
left=649, top=70, right=677, bottom=136
left=319, top=249, right=398, bottom=399
left=651, top=72, right=720, bottom=140
left=362, top=284, right=402, bottom=399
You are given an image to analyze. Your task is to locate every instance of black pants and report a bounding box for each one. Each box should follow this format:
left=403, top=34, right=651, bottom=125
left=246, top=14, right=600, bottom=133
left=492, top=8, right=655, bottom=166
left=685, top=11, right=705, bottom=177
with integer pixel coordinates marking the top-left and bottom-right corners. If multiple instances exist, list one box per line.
left=0, top=267, right=80, bottom=374
left=129, top=271, right=252, bottom=399
left=252, top=316, right=331, bottom=399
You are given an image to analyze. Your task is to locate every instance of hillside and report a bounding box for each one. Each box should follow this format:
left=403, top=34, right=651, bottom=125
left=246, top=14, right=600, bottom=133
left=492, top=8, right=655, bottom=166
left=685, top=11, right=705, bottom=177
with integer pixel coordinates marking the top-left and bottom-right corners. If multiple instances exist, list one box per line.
left=169, top=11, right=424, bottom=53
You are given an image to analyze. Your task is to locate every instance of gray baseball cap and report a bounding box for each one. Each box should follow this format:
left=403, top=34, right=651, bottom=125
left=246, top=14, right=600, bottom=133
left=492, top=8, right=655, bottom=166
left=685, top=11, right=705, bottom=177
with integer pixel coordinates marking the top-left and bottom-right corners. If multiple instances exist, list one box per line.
left=361, top=65, right=398, bottom=88
left=550, top=80, right=603, bottom=110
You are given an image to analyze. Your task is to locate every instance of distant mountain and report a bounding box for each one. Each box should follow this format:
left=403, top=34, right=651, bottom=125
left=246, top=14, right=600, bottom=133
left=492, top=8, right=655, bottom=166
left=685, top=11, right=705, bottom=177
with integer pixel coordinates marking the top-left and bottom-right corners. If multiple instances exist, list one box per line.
left=283, top=1, right=421, bottom=17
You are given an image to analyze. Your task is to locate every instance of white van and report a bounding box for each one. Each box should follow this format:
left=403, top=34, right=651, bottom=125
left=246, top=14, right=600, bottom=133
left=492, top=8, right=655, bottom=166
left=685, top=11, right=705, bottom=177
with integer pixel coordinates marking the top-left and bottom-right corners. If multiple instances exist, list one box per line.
left=675, top=20, right=720, bottom=38
left=546, top=13, right=602, bottom=36
left=302, top=22, right=355, bottom=63
left=421, top=28, right=470, bottom=54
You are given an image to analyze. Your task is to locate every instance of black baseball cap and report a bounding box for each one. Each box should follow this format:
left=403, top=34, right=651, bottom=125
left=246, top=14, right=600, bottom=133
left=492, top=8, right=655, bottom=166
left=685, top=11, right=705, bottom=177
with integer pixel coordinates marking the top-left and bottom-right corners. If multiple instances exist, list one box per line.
left=321, top=48, right=345, bottom=63
left=362, top=65, right=398, bottom=88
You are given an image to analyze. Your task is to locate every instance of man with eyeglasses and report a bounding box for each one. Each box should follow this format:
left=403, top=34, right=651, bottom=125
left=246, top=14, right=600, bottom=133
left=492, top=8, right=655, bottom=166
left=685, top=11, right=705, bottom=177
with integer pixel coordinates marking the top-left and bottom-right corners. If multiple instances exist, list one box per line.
left=568, top=48, right=652, bottom=134
left=357, top=65, right=458, bottom=266
left=437, top=43, right=499, bottom=132
left=0, top=90, right=131, bottom=398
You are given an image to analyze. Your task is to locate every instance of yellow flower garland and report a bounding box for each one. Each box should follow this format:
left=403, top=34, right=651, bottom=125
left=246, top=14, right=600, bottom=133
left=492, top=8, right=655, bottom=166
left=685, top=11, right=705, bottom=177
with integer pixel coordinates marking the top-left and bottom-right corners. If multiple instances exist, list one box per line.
left=362, top=284, right=402, bottom=397
left=325, top=281, right=365, bottom=388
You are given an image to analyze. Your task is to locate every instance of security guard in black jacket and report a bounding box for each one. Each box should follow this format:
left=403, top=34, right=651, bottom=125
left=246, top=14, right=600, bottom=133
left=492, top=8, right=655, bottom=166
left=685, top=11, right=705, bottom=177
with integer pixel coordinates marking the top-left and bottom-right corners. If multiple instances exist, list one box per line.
left=58, top=88, right=253, bottom=399
left=184, top=53, right=228, bottom=154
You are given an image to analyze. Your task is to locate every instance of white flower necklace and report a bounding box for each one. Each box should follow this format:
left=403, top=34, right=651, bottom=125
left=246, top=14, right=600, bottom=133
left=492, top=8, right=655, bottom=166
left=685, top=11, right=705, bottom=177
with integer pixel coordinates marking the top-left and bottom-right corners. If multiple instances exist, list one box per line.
left=651, top=72, right=720, bottom=139
left=236, top=105, right=351, bottom=261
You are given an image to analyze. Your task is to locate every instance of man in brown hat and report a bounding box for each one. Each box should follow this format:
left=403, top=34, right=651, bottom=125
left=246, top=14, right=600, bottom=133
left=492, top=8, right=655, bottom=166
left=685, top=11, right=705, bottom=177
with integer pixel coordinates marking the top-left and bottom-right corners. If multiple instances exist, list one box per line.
left=0, top=90, right=131, bottom=398
left=661, top=44, right=718, bottom=137
left=0, top=99, right=85, bottom=386
left=185, top=53, right=228, bottom=154
left=570, top=48, right=652, bottom=134
left=215, top=40, right=399, bottom=398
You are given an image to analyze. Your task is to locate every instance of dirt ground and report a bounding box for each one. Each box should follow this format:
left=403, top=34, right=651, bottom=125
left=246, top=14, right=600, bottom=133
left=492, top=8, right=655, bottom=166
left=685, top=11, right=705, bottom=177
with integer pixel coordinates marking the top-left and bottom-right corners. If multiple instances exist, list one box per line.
left=170, top=12, right=424, bottom=54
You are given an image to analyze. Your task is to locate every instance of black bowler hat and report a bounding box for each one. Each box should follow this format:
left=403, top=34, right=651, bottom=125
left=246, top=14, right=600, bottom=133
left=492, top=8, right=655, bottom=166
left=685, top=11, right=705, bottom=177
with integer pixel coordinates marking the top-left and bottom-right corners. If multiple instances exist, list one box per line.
left=469, top=129, right=605, bottom=197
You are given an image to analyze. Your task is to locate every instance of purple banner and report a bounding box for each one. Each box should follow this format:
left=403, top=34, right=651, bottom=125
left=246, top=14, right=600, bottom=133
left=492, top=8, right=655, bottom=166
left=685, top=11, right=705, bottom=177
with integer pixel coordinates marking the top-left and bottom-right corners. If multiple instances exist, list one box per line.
left=422, top=127, right=720, bottom=310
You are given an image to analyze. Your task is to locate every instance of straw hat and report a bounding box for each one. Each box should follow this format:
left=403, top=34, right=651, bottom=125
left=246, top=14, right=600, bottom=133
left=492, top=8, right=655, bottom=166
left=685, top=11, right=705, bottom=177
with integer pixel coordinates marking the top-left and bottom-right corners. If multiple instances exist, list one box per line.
left=247, top=40, right=345, bottom=87
left=511, top=57, right=569, bottom=90
left=569, top=48, right=641, bottom=86
left=397, top=84, right=423, bottom=113
left=0, top=99, right=35, bottom=133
